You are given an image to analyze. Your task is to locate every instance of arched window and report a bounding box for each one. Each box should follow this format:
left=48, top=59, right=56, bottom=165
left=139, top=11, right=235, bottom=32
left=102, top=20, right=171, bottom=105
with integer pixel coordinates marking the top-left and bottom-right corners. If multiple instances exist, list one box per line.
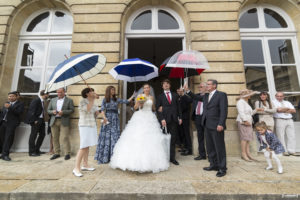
left=12, top=9, right=73, bottom=121
left=126, top=7, right=184, bottom=34
left=239, top=5, right=300, bottom=99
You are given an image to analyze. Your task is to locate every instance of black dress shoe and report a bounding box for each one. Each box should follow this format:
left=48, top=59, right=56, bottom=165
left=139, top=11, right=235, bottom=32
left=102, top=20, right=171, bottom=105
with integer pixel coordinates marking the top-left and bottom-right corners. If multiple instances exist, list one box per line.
left=181, top=151, right=192, bottom=156
left=2, top=156, right=11, bottom=161
left=178, top=149, right=186, bottom=153
left=50, top=154, right=60, bottom=160
left=203, top=166, right=219, bottom=171
left=194, top=156, right=206, bottom=160
left=37, top=151, right=46, bottom=154
left=171, top=160, right=179, bottom=165
left=216, top=170, right=226, bottom=177
left=29, top=153, right=40, bottom=157
left=64, top=154, right=71, bottom=160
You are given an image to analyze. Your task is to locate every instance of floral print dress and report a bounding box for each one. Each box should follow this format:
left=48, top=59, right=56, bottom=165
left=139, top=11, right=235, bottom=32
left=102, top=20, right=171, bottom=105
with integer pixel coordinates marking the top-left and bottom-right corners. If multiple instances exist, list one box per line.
left=94, top=98, right=129, bottom=164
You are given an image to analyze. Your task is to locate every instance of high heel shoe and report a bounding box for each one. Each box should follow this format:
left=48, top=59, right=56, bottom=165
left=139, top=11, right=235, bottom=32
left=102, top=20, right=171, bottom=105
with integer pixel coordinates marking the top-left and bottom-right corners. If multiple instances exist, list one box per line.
left=241, top=156, right=252, bottom=162
left=72, top=169, right=83, bottom=177
left=247, top=155, right=258, bottom=162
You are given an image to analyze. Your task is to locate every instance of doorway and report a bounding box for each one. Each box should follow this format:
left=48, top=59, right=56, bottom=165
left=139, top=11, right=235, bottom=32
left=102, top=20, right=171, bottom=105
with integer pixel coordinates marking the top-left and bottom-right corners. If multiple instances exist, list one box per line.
left=127, top=38, right=183, bottom=97
left=122, top=38, right=183, bottom=127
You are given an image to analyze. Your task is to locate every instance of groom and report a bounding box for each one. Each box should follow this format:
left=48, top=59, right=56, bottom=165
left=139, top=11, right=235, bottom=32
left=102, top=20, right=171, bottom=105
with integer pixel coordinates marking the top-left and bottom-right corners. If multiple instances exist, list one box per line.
left=156, top=79, right=182, bottom=165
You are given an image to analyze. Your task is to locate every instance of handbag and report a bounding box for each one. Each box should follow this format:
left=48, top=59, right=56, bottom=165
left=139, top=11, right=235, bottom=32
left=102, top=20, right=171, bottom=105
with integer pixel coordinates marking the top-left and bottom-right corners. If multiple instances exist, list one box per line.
left=252, top=101, right=261, bottom=126
left=162, top=127, right=171, bottom=161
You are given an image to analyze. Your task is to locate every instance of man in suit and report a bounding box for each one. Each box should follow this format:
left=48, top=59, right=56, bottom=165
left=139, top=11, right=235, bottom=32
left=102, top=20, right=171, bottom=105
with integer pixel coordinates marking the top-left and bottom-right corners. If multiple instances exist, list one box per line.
left=0, top=91, right=24, bottom=161
left=25, top=90, right=49, bottom=156
left=184, top=79, right=228, bottom=177
left=191, top=82, right=207, bottom=160
left=156, top=79, right=182, bottom=165
left=177, top=88, right=193, bottom=156
left=47, top=88, right=74, bottom=160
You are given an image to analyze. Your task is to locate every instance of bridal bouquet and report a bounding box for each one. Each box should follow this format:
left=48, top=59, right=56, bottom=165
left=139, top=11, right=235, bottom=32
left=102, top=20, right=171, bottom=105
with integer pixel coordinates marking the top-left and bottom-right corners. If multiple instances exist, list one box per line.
left=136, top=94, right=147, bottom=104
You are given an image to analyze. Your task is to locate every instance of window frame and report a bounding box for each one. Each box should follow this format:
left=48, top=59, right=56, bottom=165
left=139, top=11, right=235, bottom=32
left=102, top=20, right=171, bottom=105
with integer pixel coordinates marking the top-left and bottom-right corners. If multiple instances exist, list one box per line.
left=12, top=9, right=73, bottom=96
left=239, top=4, right=295, bottom=33
left=240, top=4, right=300, bottom=98
left=20, top=9, right=73, bottom=36
left=125, top=6, right=185, bottom=35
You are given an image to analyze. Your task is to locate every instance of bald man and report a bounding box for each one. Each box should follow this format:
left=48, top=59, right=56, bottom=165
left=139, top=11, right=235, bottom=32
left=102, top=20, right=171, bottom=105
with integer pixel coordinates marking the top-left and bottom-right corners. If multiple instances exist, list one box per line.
left=273, top=92, right=296, bottom=156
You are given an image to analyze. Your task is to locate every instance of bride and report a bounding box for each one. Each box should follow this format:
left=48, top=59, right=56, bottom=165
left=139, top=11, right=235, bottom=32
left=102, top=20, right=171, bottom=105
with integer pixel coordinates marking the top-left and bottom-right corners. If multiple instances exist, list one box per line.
left=109, top=83, right=169, bottom=173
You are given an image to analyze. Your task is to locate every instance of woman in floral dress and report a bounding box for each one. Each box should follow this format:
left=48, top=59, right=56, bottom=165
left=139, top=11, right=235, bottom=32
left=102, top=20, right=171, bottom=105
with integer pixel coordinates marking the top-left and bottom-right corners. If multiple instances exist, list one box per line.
left=94, top=86, right=134, bottom=164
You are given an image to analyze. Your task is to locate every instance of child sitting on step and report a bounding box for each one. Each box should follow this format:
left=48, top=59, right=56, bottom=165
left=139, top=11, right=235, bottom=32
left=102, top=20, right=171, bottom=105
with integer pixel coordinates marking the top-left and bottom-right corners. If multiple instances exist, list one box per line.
left=255, top=121, right=285, bottom=174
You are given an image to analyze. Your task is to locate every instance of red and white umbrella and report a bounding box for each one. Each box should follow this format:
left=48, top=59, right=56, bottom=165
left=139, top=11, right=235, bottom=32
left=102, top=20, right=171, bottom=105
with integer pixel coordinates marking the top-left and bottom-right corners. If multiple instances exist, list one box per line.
left=160, top=50, right=209, bottom=78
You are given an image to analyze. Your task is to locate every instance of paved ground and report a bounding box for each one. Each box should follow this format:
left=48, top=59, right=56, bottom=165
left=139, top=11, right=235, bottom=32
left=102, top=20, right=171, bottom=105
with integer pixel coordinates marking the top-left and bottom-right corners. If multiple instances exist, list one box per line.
left=0, top=153, right=299, bottom=200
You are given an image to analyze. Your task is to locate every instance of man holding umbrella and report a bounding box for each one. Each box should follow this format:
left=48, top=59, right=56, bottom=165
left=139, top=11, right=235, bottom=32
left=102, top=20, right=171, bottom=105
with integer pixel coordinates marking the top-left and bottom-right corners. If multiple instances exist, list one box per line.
left=184, top=79, right=228, bottom=177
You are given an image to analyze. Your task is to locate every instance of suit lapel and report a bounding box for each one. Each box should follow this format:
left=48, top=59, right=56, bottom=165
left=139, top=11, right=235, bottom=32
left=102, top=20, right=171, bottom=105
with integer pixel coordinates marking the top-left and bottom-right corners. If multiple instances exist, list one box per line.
left=61, top=97, right=68, bottom=110
left=208, top=91, right=218, bottom=105
left=53, top=97, right=58, bottom=110
left=163, top=92, right=171, bottom=104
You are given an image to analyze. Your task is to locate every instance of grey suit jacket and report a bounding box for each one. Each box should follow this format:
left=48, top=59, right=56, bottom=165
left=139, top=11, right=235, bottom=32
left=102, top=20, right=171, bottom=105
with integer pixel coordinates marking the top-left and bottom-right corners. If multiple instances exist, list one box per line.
left=47, top=96, right=74, bottom=127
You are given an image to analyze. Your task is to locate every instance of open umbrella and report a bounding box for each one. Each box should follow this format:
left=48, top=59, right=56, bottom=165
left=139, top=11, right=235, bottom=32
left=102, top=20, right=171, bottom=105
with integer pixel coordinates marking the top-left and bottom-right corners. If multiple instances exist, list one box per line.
left=160, top=50, right=209, bottom=78
left=109, top=58, right=158, bottom=83
left=45, top=53, right=106, bottom=92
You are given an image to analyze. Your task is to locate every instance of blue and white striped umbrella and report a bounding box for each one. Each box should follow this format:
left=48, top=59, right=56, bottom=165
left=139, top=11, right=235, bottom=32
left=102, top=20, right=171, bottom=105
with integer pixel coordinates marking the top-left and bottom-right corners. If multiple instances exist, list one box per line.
left=109, top=58, right=158, bottom=82
left=46, top=53, right=106, bottom=92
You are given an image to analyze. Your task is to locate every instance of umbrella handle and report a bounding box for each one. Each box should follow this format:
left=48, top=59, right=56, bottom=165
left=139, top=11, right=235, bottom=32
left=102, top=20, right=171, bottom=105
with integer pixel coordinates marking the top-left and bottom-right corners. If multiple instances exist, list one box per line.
left=65, top=54, right=90, bottom=89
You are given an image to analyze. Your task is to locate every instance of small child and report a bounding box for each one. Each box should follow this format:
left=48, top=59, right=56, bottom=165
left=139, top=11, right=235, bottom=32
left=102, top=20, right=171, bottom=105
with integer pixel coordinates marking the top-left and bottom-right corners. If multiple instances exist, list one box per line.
left=255, top=121, right=285, bottom=174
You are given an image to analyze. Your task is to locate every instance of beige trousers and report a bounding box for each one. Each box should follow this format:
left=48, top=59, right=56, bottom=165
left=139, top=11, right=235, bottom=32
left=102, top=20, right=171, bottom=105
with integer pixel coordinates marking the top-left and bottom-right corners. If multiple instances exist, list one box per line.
left=275, top=118, right=296, bottom=154
left=51, top=119, right=71, bottom=155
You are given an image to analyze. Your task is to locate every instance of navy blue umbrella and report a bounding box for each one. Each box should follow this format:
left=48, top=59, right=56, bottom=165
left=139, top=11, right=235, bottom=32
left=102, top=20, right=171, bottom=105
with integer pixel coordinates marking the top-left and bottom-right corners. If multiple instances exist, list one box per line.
left=109, top=58, right=158, bottom=82
left=46, top=53, right=106, bottom=92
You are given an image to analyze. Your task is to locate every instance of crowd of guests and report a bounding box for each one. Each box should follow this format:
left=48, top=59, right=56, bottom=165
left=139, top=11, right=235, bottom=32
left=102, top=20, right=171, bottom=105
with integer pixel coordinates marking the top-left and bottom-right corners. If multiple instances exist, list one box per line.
left=0, top=80, right=298, bottom=177
left=236, top=89, right=298, bottom=174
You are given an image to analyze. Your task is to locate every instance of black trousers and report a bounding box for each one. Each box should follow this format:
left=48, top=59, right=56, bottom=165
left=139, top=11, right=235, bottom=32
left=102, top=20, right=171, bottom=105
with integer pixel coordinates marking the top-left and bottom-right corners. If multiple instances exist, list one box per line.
left=195, top=115, right=206, bottom=157
left=177, top=124, right=185, bottom=146
left=182, top=119, right=192, bottom=152
left=166, top=121, right=178, bottom=161
left=28, top=118, right=45, bottom=154
left=205, top=127, right=227, bottom=171
left=0, top=121, right=17, bottom=156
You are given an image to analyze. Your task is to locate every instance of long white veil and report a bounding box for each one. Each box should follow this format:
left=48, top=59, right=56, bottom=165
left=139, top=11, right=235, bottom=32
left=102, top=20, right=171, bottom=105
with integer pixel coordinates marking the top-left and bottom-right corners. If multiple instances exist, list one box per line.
left=136, top=85, right=155, bottom=99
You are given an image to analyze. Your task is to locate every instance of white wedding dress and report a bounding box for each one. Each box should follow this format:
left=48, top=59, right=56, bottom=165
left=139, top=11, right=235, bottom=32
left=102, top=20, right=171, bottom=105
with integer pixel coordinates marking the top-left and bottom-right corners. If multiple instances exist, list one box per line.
left=110, top=99, right=169, bottom=173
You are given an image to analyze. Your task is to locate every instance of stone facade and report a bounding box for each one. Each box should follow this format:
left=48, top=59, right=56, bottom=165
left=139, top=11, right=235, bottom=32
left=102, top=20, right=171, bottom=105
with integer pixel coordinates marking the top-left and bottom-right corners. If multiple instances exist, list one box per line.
left=0, top=0, right=300, bottom=155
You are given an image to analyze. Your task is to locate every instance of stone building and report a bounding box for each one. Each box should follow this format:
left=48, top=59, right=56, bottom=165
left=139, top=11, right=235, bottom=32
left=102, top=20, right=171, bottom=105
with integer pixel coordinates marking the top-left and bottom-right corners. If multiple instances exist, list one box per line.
left=0, top=0, right=300, bottom=155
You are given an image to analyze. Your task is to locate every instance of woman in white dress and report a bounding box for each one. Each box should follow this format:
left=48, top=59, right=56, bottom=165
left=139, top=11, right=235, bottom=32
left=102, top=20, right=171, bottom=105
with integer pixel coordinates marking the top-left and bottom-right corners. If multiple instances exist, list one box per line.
left=110, top=84, right=169, bottom=173
left=73, top=88, right=99, bottom=177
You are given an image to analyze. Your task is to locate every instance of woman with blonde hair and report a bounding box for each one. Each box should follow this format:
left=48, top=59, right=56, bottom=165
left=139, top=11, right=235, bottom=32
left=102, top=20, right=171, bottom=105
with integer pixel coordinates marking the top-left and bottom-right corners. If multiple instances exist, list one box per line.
left=236, top=89, right=260, bottom=162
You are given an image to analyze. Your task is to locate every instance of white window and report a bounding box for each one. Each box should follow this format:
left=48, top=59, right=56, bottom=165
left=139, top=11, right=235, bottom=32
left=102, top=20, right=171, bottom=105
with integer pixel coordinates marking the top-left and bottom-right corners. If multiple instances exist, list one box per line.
left=12, top=10, right=73, bottom=120
left=126, top=7, right=185, bottom=35
left=239, top=4, right=300, bottom=121
left=13, top=10, right=73, bottom=94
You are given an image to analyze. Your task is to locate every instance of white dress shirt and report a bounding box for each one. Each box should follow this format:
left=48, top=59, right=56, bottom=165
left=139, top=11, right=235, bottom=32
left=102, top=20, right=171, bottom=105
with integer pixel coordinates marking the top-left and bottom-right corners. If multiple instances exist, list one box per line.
left=196, top=94, right=204, bottom=115
left=273, top=99, right=294, bottom=119
left=39, top=97, right=44, bottom=118
left=208, top=89, right=216, bottom=102
left=164, top=90, right=172, bottom=101
left=56, top=97, right=65, bottom=117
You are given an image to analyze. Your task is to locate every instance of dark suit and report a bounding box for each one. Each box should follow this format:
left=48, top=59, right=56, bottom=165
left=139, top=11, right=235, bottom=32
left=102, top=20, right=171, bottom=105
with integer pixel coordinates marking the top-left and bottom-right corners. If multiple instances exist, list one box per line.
left=178, top=94, right=193, bottom=152
left=156, top=91, right=182, bottom=161
left=191, top=93, right=206, bottom=158
left=0, top=101, right=24, bottom=156
left=188, top=90, right=228, bottom=171
left=25, top=97, right=46, bottom=154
